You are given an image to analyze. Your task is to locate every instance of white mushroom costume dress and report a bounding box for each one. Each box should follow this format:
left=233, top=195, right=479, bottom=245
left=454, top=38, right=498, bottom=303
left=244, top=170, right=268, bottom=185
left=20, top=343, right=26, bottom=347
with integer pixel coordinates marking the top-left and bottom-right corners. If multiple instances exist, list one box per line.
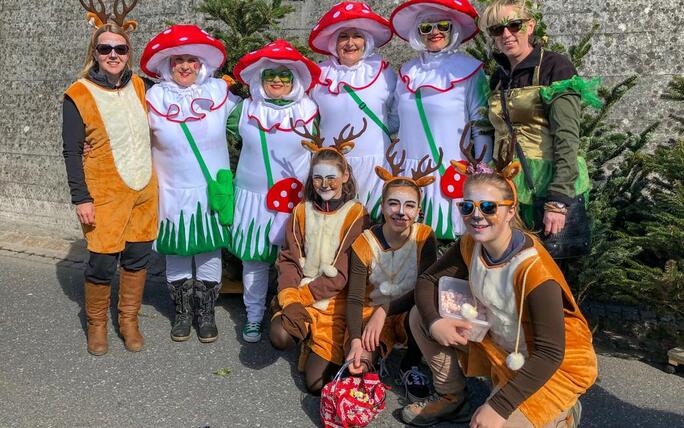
left=141, top=25, right=240, bottom=282
left=228, top=40, right=321, bottom=324
left=309, top=1, right=397, bottom=220
left=390, top=0, right=491, bottom=240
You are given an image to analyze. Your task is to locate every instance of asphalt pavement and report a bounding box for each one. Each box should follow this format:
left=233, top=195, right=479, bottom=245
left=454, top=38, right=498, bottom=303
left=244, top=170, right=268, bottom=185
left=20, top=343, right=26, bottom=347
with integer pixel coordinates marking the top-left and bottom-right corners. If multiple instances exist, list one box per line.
left=0, top=251, right=682, bottom=428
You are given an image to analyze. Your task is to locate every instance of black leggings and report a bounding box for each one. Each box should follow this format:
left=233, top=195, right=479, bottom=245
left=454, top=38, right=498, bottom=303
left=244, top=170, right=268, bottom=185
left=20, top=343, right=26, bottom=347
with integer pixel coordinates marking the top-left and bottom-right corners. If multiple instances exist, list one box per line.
left=85, top=241, right=152, bottom=284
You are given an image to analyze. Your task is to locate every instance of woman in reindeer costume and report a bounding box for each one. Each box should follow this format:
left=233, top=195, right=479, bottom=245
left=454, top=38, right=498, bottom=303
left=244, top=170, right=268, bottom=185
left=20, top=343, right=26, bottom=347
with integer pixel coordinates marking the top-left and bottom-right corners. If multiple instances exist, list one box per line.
left=270, top=124, right=369, bottom=394
left=62, top=0, right=157, bottom=356
left=344, top=142, right=440, bottom=402
left=141, top=24, right=241, bottom=343
left=309, top=2, right=397, bottom=219
left=228, top=40, right=321, bottom=342
left=401, top=133, right=597, bottom=427
left=390, top=0, right=491, bottom=240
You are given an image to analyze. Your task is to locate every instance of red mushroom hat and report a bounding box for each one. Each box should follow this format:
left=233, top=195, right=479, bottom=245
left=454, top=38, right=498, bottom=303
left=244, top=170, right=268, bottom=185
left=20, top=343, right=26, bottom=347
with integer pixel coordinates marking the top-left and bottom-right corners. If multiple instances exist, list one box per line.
left=140, top=25, right=227, bottom=78
left=308, top=2, right=393, bottom=56
left=233, top=39, right=321, bottom=92
left=390, top=0, right=479, bottom=43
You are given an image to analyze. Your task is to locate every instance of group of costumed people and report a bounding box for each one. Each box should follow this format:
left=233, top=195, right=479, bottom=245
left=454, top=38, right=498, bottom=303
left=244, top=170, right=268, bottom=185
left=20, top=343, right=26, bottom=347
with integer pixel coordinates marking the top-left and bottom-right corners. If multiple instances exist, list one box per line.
left=62, top=0, right=602, bottom=426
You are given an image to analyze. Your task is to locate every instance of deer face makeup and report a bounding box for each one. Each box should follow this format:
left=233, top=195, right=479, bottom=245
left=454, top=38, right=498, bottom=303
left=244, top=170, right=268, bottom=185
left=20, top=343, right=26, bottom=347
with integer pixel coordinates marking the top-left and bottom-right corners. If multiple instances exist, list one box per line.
left=170, top=54, right=200, bottom=87
left=312, top=161, right=348, bottom=201
left=382, top=186, right=420, bottom=233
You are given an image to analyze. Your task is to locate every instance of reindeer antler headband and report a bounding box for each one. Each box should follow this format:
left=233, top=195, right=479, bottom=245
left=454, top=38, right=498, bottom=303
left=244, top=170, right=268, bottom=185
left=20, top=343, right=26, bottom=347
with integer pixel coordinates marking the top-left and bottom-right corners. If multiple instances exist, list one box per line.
left=80, top=0, right=139, bottom=32
left=291, top=118, right=368, bottom=166
left=375, top=139, right=444, bottom=192
left=450, top=122, right=521, bottom=205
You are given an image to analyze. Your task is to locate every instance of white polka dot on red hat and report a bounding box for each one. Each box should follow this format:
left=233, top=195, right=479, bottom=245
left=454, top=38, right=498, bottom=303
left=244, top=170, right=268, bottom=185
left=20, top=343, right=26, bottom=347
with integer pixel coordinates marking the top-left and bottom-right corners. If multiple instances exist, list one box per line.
left=274, top=200, right=280, bottom=208
left=163, top=28, right=172, bottom=34
left=206, top=36, right=214, bottom=40
left=448, top=185, right=454, bottom=192
left=313, top=24, right=320, bottom=30
left=333, top=11, right=341, bottom=18
left=179, top=37, right=188, bottom=41
left=285, top=47, right=294, bottom=51
left=152, top=43, right=160, bottom=50
left=345, top=3, right=353, bottom=10
left=280, top=190, right=287, bottom=197
left=288, top=202, right=294, bottom=209
left=272, top=48, right=280, bottom=51
left=361, top=9, right=370, bottom=14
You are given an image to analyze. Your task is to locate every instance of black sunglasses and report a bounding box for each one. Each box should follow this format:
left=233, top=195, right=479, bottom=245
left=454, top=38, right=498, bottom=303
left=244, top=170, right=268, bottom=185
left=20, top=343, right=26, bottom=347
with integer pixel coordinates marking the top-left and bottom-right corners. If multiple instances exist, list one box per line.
left=95, top=44, right=130, bottom=56
left=457, top=199, right=514, bottom=216
left=487, top=19, right=530, bottom=37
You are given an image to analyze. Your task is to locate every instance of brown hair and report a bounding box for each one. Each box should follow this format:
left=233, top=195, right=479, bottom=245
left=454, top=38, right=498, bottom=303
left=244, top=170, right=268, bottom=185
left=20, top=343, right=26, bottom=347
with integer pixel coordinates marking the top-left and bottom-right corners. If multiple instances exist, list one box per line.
left=479, top=0, right=535, bottom=31
left=303, top=150, right=358, bottom=204
left=80, top=24, right=133, bottom=78
left=381, top=179, right=421, bottom=203
left=463, top=173, right=528, bottom=231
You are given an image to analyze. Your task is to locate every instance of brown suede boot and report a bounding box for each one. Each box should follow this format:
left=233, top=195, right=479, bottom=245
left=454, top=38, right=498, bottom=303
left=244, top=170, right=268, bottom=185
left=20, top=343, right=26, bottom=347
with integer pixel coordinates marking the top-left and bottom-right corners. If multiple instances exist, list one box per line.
left=84, top=281, right=110, bottom=356
left=118, top=268, right=147, bottom=352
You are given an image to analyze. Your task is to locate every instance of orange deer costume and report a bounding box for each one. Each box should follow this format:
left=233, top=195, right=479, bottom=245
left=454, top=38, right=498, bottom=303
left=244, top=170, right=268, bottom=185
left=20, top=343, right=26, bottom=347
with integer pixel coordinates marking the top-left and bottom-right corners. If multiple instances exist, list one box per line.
left=62, top=0, right=157, bottom=356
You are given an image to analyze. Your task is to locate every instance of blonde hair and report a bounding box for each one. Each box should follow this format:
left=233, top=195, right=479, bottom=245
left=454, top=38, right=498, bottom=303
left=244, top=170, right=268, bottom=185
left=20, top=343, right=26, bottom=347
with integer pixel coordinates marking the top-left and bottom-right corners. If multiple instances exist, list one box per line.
left=463, top=173, right=528, bottom=231
left=80, top=24, right=133, bottom=78
left=479, top=0, right=534, bottom=32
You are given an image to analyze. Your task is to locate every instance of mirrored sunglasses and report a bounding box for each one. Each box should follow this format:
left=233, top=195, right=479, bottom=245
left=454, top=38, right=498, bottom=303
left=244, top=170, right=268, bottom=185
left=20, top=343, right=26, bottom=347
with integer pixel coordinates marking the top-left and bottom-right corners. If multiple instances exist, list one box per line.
left=261, top=68, right=294, bottom=84
left=457, top=199, right=514, bottom=216
left=418, top=21, right=452, bottom=35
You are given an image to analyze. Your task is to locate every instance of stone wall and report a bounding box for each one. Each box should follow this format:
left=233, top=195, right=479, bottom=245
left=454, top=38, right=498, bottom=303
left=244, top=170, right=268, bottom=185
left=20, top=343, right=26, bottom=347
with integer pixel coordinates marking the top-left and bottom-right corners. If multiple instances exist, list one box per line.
left=0, top=0, right=681, bottom=234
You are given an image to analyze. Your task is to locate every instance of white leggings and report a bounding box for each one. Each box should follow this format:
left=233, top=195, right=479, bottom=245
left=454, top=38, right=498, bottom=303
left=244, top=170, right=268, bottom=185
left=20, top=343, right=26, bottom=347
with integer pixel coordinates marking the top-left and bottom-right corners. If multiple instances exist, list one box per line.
left=166, top=250, right=222, bottom=283
left=242, top=260, right=270, bottom=323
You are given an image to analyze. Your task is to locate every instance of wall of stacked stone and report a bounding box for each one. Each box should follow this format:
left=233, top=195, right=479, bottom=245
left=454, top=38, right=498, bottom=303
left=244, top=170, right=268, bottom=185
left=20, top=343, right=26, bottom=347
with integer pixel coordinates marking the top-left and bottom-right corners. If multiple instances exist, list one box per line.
left=0, top=0, right=681, bottom=233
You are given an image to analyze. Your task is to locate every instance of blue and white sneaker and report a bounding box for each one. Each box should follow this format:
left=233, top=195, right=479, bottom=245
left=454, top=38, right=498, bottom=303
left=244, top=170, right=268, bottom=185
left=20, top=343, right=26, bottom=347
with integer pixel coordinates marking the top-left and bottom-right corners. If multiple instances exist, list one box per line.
left=242, top=321, right=262, bottom=343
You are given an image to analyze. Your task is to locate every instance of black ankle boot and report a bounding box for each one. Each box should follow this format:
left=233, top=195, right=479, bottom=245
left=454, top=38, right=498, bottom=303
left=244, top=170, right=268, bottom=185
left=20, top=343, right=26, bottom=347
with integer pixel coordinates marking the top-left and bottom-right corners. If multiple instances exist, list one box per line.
left=194, top=280, right=220, bottom=343
left=168, top=279, right=194, bottom=342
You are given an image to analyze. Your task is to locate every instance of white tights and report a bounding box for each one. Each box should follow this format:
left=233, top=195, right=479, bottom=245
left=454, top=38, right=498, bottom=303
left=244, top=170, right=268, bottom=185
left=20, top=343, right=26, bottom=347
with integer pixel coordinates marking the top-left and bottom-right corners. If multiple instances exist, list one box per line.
left=166, top=250, right=222, bottom=283
left=242, top=260, right=270, bottom=323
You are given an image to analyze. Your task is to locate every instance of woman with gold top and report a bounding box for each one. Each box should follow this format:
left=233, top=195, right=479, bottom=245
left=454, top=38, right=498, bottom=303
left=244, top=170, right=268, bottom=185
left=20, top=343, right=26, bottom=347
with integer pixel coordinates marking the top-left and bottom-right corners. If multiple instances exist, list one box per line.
left=401, top=138, right=597, bottom=427
left=62, top=1, right=157, bottom=356
left=481, top=0, right=601, bottom=259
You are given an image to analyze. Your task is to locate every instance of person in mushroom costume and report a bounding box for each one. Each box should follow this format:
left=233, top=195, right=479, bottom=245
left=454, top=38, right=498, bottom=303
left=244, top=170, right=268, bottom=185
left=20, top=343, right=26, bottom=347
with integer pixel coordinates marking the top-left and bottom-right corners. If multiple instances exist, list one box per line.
left=309, top=1, right=397, bottom=220
left=390, top=0, right=491, bottom=240
left=141, top=25, right=240, bottom=343
left=228, top=40, right=321, bottom=343
left=62, top=0, right=157, bottom=356
left=344, top=140, right=439, bottom=403
left=269, top=122, right=369, bottom=394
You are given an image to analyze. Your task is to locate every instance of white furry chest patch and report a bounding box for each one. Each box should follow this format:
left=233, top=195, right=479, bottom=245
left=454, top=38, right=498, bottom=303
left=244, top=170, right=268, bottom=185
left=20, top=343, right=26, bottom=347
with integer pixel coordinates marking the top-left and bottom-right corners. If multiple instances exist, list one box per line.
left=367, top=225, right=419, bottom=306
left=299, top=201, right=356, bottom=310
left=469, top=243, right=538, bottom=354
left=81, top=79, right=151, bottom=190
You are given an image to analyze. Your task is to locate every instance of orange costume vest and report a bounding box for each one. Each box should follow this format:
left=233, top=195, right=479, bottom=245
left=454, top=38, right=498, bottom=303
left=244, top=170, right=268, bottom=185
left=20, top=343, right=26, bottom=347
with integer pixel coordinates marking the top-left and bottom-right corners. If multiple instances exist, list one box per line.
left=458, top=234, right=597, bottom=427
left=64, top=75, right=158, bottom=253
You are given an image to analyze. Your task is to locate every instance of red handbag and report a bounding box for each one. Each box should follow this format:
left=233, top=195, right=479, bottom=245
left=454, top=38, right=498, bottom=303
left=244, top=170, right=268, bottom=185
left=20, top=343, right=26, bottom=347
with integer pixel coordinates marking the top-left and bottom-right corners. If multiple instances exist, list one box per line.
left=320, top=361, right=388, bottom=428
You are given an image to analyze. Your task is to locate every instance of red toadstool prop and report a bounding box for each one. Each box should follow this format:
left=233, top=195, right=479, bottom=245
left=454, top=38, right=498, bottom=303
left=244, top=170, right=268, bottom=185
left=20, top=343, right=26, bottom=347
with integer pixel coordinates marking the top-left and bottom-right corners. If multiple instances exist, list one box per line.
left=441, top=160, right=468, bottom=199
left=266, top=177, right=304, bottom=246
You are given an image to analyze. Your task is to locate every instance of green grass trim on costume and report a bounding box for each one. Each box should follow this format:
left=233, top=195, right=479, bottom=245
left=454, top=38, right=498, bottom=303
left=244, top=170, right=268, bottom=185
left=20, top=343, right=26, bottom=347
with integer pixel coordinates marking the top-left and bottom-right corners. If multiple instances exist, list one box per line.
left=156, top=202, right=232, bottom=256
left=512, top=156, right=591, bottom=205
left=539, top=76, right=603, bottom=109
left=228, top=218, right=277, bottom=263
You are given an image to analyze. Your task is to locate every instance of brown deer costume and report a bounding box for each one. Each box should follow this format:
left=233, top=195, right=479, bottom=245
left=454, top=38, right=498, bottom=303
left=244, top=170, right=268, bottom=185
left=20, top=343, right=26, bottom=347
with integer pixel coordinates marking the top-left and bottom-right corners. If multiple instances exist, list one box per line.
left=62, top=0, right=157, bottom=356
left=270, top=121, right=370, bottom=393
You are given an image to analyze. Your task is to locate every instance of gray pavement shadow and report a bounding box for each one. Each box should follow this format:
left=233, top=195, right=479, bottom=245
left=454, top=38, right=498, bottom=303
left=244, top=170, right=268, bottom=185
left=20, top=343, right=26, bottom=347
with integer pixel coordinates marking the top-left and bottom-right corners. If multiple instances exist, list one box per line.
left=582, top=383, right=684, bottom=427
left=54, top=240, right=90, bottom=337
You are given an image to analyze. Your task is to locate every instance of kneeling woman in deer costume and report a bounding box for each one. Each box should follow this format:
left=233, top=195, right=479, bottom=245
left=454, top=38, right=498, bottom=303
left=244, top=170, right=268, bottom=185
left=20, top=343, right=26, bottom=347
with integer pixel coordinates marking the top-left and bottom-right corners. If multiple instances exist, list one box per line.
left=228, top=40, right=321, bottom=343
left=401, top=138, right=597, bottom=427
left=344, top=142, right=440, bottom=403
left=141, top=25, right=241, bottom=344
left=270, top=126, right=369, bottom=393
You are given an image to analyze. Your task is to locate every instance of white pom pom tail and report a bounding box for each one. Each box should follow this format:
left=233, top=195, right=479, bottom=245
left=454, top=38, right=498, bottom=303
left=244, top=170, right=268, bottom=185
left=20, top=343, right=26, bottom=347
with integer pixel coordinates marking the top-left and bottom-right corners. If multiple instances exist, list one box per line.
left=460, top=303, right=478, bottom=321
left=506, top=352, right=525, bottom=371
left=321, top=264, right=338, bottom=278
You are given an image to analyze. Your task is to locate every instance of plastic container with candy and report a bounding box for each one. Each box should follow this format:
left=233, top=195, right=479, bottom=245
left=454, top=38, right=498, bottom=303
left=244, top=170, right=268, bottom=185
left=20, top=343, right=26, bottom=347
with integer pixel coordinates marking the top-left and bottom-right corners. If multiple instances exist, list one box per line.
left=438, top=276, right=490, bottom=342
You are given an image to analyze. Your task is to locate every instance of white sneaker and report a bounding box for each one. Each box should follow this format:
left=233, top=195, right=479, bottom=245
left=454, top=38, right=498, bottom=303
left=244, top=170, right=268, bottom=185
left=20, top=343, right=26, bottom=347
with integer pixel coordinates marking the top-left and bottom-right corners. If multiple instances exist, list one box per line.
left=242, top=321, right=262, bottom=343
